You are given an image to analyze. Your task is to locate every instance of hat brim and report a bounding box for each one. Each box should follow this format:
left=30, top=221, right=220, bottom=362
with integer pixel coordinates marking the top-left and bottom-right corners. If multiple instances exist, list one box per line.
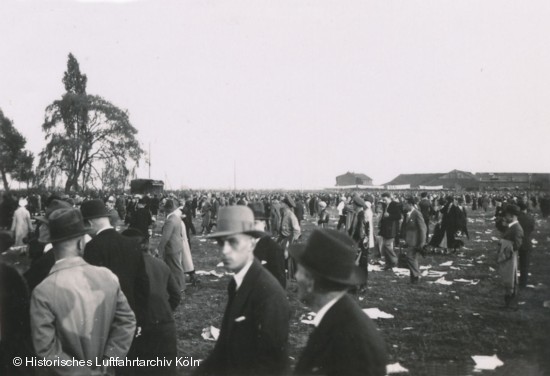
left=35, top=216, right=48, bottom=224
left=205, top=229, right=266, bottom=239
left=289, top=244, right=367, bottom=286
left=48, top=228, right=93, bottom=244
left=82, top=213, right=109, bottom=220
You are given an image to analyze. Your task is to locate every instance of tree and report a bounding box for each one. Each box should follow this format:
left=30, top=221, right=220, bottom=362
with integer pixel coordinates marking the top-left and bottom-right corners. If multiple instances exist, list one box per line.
left=41, top=53, right=143, bottom=192
left=0, top=109, right=34, bottom=191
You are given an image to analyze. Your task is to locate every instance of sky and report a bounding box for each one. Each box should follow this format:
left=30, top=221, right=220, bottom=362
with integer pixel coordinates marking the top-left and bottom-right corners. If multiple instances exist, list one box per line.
left=1, top=0, right=549, bottom=189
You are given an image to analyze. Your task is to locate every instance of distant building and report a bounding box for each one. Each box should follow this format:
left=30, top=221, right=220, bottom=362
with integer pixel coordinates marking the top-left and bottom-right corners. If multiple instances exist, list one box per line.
left=336, top=172, right=373, bottom=187
left=130, top=179, right=165, bottom=195
left=383, top=170, right=550, bottom=191
left=384, top=169, right=478, bottom=190
left=476, top=173, right=550, bottom=191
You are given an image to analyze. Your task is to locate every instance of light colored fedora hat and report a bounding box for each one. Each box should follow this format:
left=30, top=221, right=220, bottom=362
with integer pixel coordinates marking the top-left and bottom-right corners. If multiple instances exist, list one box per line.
left=206, top=206, right=265, bottom=239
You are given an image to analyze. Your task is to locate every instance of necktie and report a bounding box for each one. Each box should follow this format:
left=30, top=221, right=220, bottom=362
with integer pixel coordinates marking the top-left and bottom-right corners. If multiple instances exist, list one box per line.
left=227, top=278, right=237, bottom=305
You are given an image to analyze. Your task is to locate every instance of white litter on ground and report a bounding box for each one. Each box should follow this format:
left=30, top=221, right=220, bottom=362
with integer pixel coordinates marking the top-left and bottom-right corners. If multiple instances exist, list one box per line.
left=440, top=261, right=453, bottom=267
left=363, top=308, right=394, bottom=319
left=201, top=326, right=220, bottom=341
left=433, top=277, right=453, bottom=285
left=453, top=278, right=480, bottom=285
left=196, top=270, right=224, bottom=278
left=386, top=362, right=409, bottom=374
left=471, top=355, right=503, bottom=371
left=216, top=262, right=223, bottom=267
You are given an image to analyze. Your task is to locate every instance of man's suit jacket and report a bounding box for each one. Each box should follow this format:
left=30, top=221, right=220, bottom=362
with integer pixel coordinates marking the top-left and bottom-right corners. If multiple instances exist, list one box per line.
left=378, top=201, right=402, bottom=239
left=253, top=236, right=286, bottom=288
left=158, top=212, right=185, bottom=257
left=403, top=209, right=427, bottom=248
left=84, top=228, right=149, bottom=324
left=198, top=259, right=290, bottom=376
left=502, top=222, right=524, bottom=251
left=30, top=257, right=136, bottom=376
left=294, top=294, right=387, bottom=376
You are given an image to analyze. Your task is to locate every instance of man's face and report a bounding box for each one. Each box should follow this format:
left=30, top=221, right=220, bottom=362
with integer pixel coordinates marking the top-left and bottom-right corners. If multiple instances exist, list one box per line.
left=296, top=264, right=314, bottom=304
left=217, top=234, right=254, bottom=272
left=106, top=197, right=115, bottom=210
left=404, top=202, right=412, bottom=212
left=505, top=213, right=515, bottom=223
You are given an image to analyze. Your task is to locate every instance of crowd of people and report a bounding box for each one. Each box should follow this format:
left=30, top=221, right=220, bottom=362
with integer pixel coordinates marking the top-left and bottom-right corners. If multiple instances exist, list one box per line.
left=0, top=188, right=547, bottom=375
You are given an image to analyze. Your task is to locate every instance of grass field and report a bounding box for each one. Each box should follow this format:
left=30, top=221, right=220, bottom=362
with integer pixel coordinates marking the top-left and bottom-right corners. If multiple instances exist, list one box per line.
left=2, top=204, right=549, bottom=375
left=161, top=206, right=550, bottom=375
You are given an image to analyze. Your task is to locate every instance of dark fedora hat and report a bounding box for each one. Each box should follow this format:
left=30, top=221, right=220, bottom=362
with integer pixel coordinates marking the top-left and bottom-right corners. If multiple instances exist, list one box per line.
left=290, top=229, right=366, bottom=286
left=36, top=199, right=72, bottom=224
left=80, top=199, right=109, bottom=220
left=206, top=206, right=265, bottom=239
left=164, top=199, right=177, bottom=212
left=504, top=204, right=520, bottom=217
left=48, top=208, right=92, bottom=243
left=248, top=202, right=266, bottom=220
left=283, top=194, right=296, bottom=208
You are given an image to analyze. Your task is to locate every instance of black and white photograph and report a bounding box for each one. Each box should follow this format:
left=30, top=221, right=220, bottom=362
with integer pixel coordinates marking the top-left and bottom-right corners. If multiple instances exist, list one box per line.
left=1, top=0, right=549, bottom=375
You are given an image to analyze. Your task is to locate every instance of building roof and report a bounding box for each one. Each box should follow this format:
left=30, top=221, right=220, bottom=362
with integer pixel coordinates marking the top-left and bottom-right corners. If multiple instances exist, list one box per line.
left=336, top=172, right=372, bottom=181
left=384, top=173, right=445, bottom=187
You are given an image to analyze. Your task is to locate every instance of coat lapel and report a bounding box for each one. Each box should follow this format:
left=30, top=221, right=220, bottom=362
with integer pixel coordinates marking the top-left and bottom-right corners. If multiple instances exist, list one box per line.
left=225, top=259, right=261, bottom=335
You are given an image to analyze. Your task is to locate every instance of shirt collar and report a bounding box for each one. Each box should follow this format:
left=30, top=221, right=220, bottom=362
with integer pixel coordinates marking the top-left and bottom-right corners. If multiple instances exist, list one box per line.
left=167, top=209, right=181, bottom=220
left=312, top=292, right=346, bottom=327
left=233, top=259, right=254, bottom=290
left=508, top=220, right=518, bottom=228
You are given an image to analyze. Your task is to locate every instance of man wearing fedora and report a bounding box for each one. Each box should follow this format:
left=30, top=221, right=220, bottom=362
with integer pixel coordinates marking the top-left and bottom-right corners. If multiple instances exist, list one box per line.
left=81, top=199, right=150, bottom=328
left=292, top=229, right=387, bottom=376
left=278, top=194, right=301, bottom=280
left=497, top=204, right=524, bottom=309
left=24, top=199, right=73, bottom=291
left=197, top=206, right=290, bottom=376
left=30, top=208, right=136, bottom=376
left=156, top=199, right=187, bottom=291
left=402, top=197, right=427, bottom=284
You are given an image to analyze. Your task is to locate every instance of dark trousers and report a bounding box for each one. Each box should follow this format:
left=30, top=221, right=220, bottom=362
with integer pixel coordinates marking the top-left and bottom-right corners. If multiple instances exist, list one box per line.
left=518, top=247, right=530, bottom=287
left=337, top=215, right=347, bottom=230
left=133, top=322, right=178, bottom=375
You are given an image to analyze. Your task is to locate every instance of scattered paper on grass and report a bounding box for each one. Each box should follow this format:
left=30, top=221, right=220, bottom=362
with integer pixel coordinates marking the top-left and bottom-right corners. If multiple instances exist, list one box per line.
left=489, top=267, right=496, bottom=272
left=216, top=262, right=223, bottom=267
left=434, top=277, right=453, bottom=285
left=199, top=239, right=207, bottom=242
left=363, top=308, right=394, bottom=319
left=454, top=278, right=480, bottom=285
left=422, top=270, right=448, bottom=278
left=440, top=261, right=453, bottom=266
left=450, top=266, right=461, bottom=270
left=531, top=239, right=538, bottom=245
left=386, top=362, right=409, bottom=374
left=543, top=301, right=550, bottom=308
left=392, top=268, right=410, bottom=277
left=201, top=326, right=220, bottom=341
left=402, top=327, right=413, bottom=331
left=491, top=237, right=499, bottom=241
left=419, top=265, right=432, bottom=270
left=196, top=270, right=224, bottom=278
left=471, top=355, right=503, bottom=370
left=369, top=264, right=384, bottom=272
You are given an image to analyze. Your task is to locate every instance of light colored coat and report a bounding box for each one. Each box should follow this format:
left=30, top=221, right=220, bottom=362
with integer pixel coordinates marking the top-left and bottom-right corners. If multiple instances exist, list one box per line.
left=403, top=209, right=427, bottom=248
left=30, top=257, right=136, bottom=376
left=11, top=206, right=33, bottom=246
left=158, top=211, right=185, bottom=258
